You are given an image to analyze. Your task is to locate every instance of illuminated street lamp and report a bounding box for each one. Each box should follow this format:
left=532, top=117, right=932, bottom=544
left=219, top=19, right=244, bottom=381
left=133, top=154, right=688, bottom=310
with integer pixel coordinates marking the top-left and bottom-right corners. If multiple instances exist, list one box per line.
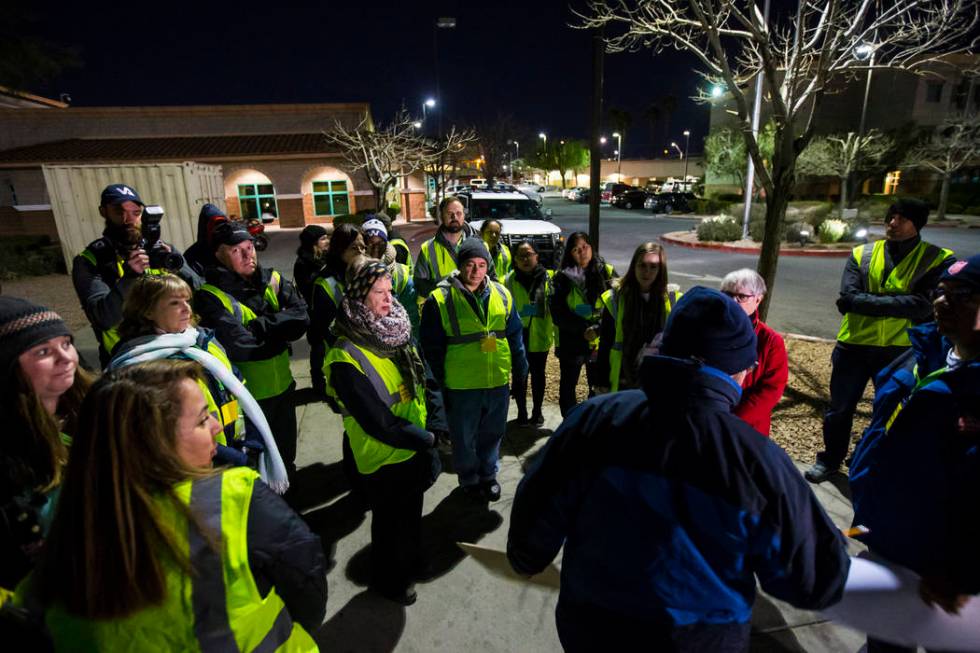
left=412, top=121, right=422, bottom=129
left=422, top=97, right=436, bottom=122
left=682, top=130, right=691, bottom=182
left=600, top=136, right=607, bottom=144
left=670, top=141, right=683, bottom=158
left=711, top=85, right=724, bottom=98
left=612, top=131, right=622, bottom=179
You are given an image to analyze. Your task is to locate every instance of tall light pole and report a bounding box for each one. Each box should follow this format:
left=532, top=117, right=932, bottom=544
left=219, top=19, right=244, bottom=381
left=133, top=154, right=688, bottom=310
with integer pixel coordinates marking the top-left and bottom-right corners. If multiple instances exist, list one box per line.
left=511, top=140, right=520, bottom=182
left=670, top=141, right=683, bottom=158
left=682, top=130, right=691, bottom=182
left=612, top=131, right=622, bottom=180
left=422, top=97, right=436, bottom=121
left=741, top=0, right=771, bottom=240
left=538, top=132, right=547, bottom=185
left=852, top=42, right=876, bottom=210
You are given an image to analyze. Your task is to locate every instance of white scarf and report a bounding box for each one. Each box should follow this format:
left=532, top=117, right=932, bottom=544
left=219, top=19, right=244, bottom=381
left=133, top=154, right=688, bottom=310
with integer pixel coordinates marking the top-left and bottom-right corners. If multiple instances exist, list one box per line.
left=109, top=328, right=289, bottom=494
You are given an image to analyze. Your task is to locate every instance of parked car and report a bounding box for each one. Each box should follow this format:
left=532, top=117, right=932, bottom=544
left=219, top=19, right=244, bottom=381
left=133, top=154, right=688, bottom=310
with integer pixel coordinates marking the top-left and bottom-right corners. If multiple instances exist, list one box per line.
left=470, top=178, right=488, bottom=189
left=644, top=191, right=695, bottom=214
left=444, top=183, right=471, bottom=195
left=611, top=189, right=652, bottom=210
left=454, top=190, right=563, bottom=268
left=600, top=182, right=634, bottom=202
left=573, top=187, right=593, bottom=203
left=519, top=181, right=546, bottom=192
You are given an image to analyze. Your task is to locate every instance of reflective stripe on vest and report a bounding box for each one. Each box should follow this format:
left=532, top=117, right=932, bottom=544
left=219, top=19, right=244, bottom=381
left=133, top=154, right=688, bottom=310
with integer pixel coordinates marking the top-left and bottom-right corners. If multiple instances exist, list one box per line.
left=199, top=271, right=293, bottom=400
left=205, top=340, right=240, bottom=444
left=493, top=245, right=512, bottom=279
left=601, top=288, right=680, bottom=392
left=325, top=338, right=423, bottom=474
left=313, top=276, right=344, bottom=309
left=391, top=263, right=409, bottom=295
left=433, top=281, right=513, bottom=390
left=390, top=238, right=414, bottom=274
left=504, top=270, right=554, bottom=353
left=43, top=468, right=316, bottom=652
left=837, top=240, right=953, bottom=347
left=422, top=238, right=459, bottom=286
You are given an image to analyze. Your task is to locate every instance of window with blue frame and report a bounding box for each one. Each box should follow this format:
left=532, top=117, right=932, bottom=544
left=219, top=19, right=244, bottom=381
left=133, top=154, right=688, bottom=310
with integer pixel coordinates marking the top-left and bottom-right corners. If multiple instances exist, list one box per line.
left=238, top=183, right=278, bottom=220
left=312, top=180, right=350, bottom=216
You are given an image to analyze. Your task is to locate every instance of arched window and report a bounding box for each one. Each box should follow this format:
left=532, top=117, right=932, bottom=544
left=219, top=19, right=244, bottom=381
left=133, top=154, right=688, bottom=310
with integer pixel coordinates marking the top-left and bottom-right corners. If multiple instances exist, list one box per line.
left=312, top=180, right=350, bottom=216
left=238, top=183, right=278, bottom=220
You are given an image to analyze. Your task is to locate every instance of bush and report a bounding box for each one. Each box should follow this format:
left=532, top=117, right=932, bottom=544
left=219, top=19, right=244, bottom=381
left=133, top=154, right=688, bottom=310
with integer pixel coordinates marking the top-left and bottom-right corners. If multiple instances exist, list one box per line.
left=786, top=221, right=814, bottom=244
left=696, top=216, right=742, bottom=242
left=714, top=192, right=744, bottom=203
left=965, top=205, right=980, bottom=216
left=691, top=197, right=732, bottom=215
left=818, top=219, right=847, bottom=243
left=0, top=236, right=65, bottom=280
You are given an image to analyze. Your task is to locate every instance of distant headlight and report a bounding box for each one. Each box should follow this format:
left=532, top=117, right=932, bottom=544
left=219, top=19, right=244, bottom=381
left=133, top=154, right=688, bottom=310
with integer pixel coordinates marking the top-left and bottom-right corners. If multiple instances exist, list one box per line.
left=855, top=228, right=868, bottom=239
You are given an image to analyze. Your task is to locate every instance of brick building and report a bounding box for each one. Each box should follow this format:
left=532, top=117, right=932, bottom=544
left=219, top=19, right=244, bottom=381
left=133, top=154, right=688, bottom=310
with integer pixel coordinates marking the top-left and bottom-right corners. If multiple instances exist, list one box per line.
left=0, top=100, right=429, bottom=240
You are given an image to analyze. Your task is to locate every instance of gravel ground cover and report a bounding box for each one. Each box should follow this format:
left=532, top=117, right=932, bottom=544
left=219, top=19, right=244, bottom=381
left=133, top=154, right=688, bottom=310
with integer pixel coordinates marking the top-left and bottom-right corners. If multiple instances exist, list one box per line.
left=7, top=273, right=872, bottom=465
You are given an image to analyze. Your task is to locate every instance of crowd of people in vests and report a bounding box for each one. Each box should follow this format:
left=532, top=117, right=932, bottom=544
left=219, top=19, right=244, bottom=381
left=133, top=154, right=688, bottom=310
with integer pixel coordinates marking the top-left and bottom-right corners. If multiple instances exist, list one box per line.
left=0, top=185, right=976, bottom=651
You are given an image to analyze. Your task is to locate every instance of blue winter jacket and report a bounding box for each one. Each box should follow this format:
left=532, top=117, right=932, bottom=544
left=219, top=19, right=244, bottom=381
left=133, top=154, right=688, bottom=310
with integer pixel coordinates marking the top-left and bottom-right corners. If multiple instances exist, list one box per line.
left=850, top=322, right=980, bottom=594
left=507, top=355, right=849, bottom=635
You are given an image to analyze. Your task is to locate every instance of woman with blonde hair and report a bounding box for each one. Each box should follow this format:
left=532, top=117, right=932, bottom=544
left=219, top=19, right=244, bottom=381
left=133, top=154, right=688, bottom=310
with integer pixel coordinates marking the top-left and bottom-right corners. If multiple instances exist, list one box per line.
left=0, top=297, right=93, bottom=596
left=595, top=242, right=680, bottom=393
left=111, top=273, right=289, bottom=492
left=25, top=360, right=326, bottom=650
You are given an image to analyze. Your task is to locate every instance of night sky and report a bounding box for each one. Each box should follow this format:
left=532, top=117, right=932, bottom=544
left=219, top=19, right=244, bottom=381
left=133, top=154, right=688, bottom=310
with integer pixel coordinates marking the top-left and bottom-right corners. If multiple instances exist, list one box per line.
left=23, top=0, right=711, bottom=157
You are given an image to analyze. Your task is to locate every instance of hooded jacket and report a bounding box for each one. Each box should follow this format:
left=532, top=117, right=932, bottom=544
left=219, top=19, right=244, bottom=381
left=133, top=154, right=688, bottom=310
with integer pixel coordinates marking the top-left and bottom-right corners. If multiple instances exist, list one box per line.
left=184, top=204, right=227, bottom=276
left=508, top=355, right=849, bottom=644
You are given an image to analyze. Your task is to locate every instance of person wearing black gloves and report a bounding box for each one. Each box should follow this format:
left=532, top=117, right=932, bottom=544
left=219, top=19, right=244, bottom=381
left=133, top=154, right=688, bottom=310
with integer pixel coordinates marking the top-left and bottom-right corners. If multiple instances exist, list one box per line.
left=326, top=261, right=448, bottom=606
left=72, top=183, right=200, bottom=367
left=806, top=198, right=954, bottom=483
left=195, top=221, right=309, bottom=482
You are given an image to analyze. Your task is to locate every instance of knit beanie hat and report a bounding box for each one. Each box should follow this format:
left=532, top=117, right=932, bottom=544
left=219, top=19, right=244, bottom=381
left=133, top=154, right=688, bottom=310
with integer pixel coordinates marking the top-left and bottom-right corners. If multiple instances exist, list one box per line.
left=299, top=224, right=329, bottom=248
left=361, top=218, right=388, bottom=242
left=660, top=286, right=758, bottom=374
left=0, top=296, right=72, bottom=380
left=345, top=260, right=390, bottom=302
left=887, top=198, right=929, bottom=232
left=456, top=237, right=492, bottom=266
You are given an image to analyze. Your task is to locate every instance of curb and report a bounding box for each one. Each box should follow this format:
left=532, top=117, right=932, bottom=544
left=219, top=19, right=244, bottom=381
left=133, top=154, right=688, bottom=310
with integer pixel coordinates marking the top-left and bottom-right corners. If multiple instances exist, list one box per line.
left=660, top=232, right=854, bottom=258
left=783, top=332, right=836, bottom=344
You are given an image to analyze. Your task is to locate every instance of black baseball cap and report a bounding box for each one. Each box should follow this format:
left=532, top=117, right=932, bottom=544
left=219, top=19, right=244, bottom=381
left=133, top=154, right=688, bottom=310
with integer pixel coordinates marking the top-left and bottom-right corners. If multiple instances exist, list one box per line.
left=100, top=184, right=144, bottom=207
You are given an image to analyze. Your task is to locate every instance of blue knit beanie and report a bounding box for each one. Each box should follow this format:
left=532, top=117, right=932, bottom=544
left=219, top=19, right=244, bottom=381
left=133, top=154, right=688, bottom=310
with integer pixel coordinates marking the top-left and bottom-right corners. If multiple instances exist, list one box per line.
left=660, top=286, right=758, bottom=374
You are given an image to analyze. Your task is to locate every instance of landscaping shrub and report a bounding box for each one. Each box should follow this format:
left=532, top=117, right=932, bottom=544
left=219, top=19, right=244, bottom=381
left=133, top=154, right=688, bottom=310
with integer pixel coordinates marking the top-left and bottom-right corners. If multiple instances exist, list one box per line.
left=786, top=221, right=813, bottom=244
left=691, top=197, right=731, bottom=215
left=0, top=236, right=65, bottom=280
left=696, top=216, right=742, bottom=242
left=818, top=219, right=847, bottom=243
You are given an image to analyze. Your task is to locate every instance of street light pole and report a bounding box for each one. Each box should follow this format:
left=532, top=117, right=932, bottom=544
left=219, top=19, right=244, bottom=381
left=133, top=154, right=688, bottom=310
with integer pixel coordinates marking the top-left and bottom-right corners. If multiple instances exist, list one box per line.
left=538, top=132, right=547, bottom=185
left=613, top=132, right=622, bottom=180
left=741, top=0, right=771, bottom=241
left=682, top=130, right=691, bottom=182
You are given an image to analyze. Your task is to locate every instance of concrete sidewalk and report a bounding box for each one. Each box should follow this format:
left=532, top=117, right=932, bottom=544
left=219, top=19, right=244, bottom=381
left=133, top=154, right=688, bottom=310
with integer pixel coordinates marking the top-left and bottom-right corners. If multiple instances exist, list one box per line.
left=285, top=356, right=867, bottom=652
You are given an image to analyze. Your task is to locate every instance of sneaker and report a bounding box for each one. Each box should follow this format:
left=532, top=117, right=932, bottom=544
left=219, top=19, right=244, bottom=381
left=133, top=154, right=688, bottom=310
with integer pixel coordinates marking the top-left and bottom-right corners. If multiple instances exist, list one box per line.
left=482, top=480, right=502, bottom=502
left=531, top=411, right=545, bottom=426
left=515, top=411, right=530, bottom=425
left=804, top=461, right=839, bottom=483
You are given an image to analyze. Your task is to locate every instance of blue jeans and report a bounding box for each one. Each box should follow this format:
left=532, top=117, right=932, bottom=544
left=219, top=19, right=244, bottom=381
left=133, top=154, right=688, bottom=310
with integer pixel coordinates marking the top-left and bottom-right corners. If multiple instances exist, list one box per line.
left=445, top=386, right=510, bottom=487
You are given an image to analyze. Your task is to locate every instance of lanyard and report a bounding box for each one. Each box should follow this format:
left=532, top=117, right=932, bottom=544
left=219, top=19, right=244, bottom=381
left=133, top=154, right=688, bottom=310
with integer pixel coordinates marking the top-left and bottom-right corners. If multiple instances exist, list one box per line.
left=885, top=363, right=949, bottom=432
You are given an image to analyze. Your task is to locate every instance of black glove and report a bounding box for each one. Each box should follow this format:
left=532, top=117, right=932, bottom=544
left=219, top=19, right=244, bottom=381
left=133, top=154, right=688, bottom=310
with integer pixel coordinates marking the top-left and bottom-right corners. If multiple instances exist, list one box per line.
left=836, top=295, right=854, bottom=315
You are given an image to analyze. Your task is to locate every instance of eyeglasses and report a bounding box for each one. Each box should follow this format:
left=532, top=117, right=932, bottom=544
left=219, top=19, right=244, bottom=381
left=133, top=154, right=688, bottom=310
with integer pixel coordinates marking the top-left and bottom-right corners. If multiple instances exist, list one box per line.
left=723, top=291, right=757, bottom=303
left=931, top=286, right=977, bottom=305
left=517, top=252, right=538, bottom=260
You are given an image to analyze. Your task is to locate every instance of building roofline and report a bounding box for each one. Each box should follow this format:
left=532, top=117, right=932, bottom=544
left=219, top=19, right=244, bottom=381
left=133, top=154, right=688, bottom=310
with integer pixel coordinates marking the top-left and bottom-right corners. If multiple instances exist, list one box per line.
left=0, top=101, right=371, bottom=116
left=0, top=84, right=69, bottom=109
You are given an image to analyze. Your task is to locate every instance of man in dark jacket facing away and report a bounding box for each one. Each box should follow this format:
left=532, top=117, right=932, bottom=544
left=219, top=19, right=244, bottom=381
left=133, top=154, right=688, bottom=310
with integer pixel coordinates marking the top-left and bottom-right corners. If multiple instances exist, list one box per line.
left=195, top=221, right=309, bottom=482
left=508, top=287, right=850, bottom=652
left=183, top=202, right=229, bottom=276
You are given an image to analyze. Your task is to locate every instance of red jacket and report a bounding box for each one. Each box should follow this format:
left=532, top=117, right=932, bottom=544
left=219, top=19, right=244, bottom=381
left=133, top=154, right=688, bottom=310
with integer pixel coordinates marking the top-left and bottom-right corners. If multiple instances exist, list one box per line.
left=734, top=313, right=788, bottom=436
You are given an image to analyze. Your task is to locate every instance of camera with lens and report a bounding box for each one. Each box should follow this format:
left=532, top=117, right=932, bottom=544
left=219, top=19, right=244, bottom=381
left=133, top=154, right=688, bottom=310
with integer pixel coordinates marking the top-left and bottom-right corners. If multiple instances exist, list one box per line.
left=140, top=205, right=185, bottom=271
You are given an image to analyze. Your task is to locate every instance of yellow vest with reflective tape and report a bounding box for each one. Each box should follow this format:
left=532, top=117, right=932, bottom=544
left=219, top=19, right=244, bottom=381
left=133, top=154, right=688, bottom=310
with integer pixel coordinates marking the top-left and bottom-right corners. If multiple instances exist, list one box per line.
left=600, top=287, right=681, bottom=391
left=198, top=340, right=240, bottom=446
left=42, top=468, right=317, bottom=652
left=432, top=280, right=513, bottom=390
left=418, top=237, right=460, bottom=294
left=492, top=245, right=512, bottom=279
left=199, top=271, right=293, bottom=400
left=390, top=237, right=414, bottom=275
left=324, top=338, right=424, bottom=474
left=836, top=240, right=953, bottom=347
left=504, top=269, right=554, bottom=352
left=312, top=275, right=344, bottom=309
left=79, top=248, right=167, bottom=355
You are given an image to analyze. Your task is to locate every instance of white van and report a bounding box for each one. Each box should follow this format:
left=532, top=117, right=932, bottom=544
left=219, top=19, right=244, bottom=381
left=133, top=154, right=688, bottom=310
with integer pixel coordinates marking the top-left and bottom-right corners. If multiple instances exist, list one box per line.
left=469, top=178, right=488, bottom=189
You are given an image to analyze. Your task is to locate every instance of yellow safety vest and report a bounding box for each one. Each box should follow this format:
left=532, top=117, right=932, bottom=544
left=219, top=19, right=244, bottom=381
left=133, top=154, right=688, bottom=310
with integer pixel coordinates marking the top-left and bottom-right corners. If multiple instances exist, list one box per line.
left=837, top=240, right=953, bottom=347
left=417, top=237, right=461, bottom=294
left=390, top=237, right=414, bottom=275
left=504, top=269, right=554, bottom=353
left=599, top=287, right=681, bottom=391
left=79, top=248, right=166, bottom=355
left=431, top=280, right=513, bottom=390
left=313, top=275, right=344, bottom=309
left=199, top=271, right=293, bottom=400
left=491, top=244, right=512, bottom=279
left=42, top=468, right=318, bottom=652
left=324, top=338, right=425, bottom=475
left=199, top=340, right=240, bottom=446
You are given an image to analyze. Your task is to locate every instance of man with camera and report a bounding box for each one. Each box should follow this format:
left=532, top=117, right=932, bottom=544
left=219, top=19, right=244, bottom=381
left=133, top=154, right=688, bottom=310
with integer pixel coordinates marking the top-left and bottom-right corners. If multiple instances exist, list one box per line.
left=72, top=184, right=200, bottom=367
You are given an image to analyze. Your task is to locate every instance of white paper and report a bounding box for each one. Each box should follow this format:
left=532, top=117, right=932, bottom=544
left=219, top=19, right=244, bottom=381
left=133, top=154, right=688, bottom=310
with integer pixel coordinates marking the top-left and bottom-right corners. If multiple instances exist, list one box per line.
left=822, top=556, right=980, bottom=650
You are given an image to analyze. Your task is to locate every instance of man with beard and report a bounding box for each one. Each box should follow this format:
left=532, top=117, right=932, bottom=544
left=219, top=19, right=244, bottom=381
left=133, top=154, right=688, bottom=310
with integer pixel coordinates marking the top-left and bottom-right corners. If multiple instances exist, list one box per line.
left=414, top=197, right=478, bottom=299
left=72, top=184, right=199, bottom=367
left=195, top=221, right=309, bottom=486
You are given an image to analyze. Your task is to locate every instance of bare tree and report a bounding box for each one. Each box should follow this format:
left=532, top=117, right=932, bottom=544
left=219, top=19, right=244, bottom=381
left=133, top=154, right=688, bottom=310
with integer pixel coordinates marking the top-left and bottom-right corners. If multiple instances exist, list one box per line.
left=797, top=131, right=895, bottom=216
left=576, top=0, right=978, bottom=319
left=425, top=132, right=479, bottom=211
left=325, top=111, right=475, bottom=213
left=905, top=113, right=980, bottom=220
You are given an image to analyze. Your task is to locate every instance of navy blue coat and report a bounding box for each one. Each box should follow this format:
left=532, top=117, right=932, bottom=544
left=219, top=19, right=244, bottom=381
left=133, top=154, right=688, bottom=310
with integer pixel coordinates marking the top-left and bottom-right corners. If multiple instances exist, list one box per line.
left=507, top=355, right=849, bottom=644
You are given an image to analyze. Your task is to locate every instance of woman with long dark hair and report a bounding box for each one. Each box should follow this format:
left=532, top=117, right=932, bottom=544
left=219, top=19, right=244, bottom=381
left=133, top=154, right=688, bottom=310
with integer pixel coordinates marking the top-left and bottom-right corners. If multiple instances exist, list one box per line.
left=595, top=242, right=680, bottom=393
left=29, top=360, right=327, bottom=649
left=309, top=223, right=365, bottom=395
left=0, top=297, right=93, bottom=595
left=504, top=240, right=553, bottom=425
